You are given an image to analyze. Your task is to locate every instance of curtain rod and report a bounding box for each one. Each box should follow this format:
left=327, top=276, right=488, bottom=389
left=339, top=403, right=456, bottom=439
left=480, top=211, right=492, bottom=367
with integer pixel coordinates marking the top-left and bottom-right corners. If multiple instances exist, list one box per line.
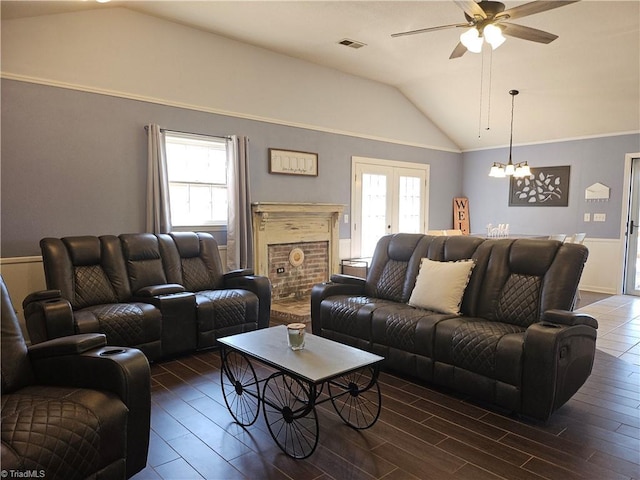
left=144, top=125, right=232, bottom=140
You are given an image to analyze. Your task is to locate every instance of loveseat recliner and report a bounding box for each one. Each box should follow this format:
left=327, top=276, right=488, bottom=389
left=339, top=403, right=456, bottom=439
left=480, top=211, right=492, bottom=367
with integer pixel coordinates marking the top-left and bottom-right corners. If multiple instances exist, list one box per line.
left=1, top=275, right=151, bottom=479
left=312, top=233, right=598, bottom=421
left=31, top=232, right=271, bottom=360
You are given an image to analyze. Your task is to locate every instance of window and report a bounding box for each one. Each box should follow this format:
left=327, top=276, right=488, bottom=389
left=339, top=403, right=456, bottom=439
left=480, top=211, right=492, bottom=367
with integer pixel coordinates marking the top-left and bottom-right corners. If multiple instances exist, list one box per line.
left=165, top=132, right=228, bottom=228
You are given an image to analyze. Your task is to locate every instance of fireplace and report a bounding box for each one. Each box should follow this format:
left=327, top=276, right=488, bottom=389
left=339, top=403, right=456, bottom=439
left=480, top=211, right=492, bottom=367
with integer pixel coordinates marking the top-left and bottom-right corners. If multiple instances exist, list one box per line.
left=251, top=202, right=344, bottom=323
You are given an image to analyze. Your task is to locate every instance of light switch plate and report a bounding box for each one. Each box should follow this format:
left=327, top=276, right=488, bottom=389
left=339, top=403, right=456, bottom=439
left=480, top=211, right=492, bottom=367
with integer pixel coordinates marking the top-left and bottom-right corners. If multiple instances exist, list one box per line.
left=584, top=213, right=591, bottom=222
left=594, top=213, right=606, bottom=222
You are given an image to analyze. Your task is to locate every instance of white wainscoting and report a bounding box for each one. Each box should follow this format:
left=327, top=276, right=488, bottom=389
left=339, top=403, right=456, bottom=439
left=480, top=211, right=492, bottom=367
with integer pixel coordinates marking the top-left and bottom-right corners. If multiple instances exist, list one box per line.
left=578, top=238, right=624, bottom=294
left=0, top=256, right=46, bottom=333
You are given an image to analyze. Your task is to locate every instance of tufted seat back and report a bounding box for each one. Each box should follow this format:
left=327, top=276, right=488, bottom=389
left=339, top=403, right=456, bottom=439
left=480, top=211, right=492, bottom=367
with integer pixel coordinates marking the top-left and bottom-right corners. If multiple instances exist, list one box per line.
left=464, top=239, right=587, bottom=326
left=163, top=232, right=225, bottom=290
left=363, top=234, right=485, bottom=304
left=41, top=236, right=132, bottom=308
left=364, top=234, right=435, bottom=302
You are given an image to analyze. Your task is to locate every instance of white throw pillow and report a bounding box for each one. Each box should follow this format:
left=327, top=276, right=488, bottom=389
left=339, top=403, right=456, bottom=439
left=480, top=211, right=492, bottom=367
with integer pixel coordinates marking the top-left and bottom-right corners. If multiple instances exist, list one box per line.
left=408, top=258, right=475, bottom=315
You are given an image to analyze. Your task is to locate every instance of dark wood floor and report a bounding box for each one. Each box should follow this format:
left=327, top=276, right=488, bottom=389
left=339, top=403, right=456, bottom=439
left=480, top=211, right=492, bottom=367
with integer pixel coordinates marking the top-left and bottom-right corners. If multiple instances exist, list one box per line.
left=132, top=296, right=639, bottom=480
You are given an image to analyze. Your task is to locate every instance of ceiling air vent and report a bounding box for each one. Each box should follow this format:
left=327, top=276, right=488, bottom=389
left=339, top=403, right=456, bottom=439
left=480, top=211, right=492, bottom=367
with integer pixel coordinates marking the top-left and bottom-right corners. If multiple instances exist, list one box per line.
left=338, top=38, right=367, bottom=49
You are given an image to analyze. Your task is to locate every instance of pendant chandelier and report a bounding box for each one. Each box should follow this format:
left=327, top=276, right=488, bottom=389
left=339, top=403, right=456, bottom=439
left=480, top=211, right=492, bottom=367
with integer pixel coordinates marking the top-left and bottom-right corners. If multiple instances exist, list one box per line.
left=489, top=89, right=531, bottom=178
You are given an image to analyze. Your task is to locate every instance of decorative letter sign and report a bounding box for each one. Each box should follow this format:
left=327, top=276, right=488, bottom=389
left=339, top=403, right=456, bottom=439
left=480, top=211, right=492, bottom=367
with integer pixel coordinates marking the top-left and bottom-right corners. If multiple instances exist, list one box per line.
left=453, top=197, right=470, bottom=235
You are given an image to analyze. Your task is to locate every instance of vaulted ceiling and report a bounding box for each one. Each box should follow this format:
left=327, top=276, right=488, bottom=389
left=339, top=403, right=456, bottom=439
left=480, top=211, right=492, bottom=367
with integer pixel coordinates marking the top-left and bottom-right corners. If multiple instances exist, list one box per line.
left=2, top=1, right=639, bottom=151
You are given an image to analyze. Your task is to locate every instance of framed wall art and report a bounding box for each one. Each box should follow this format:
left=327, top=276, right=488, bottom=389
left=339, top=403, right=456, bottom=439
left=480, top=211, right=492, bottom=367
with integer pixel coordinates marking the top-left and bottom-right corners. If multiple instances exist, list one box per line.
left=269, top=148, right=318, bottom=176
left=509, top=165, right=570, bottom=207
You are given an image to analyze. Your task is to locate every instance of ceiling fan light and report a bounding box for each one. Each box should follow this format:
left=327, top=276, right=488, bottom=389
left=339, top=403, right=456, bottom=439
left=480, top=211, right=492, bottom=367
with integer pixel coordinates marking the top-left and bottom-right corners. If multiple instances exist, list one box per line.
left=489, top=163, right=506, bottom=177
left=460, top=28, right=483, bottom=53
left=484, top=24, right=505, bottom=49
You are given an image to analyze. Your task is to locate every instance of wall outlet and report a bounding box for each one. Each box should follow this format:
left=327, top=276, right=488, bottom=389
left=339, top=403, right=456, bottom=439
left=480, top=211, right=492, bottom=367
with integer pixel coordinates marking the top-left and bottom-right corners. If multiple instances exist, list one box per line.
left=276, top=267, right=285, bottom=274
left=584, top=213, right=591, bottom=222
left=593, top=213, right=606, bottom=222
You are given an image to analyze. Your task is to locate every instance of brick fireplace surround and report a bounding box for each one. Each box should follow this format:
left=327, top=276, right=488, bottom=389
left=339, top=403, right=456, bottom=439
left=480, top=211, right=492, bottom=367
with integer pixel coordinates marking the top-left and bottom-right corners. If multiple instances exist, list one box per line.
left=251, top=202, right=344, bottom=324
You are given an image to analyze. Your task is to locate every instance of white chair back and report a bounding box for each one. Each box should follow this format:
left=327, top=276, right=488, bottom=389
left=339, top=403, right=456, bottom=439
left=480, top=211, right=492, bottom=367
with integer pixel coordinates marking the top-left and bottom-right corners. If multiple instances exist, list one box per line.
left=548, top=234, right=567, bottom=242
left=566, top=233, right=586, bottom=244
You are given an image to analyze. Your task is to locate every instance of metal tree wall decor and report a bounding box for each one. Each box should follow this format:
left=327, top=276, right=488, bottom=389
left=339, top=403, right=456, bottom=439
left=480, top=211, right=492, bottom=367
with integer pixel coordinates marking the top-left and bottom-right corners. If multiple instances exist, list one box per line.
left=509, top=166, right=570, bottom=206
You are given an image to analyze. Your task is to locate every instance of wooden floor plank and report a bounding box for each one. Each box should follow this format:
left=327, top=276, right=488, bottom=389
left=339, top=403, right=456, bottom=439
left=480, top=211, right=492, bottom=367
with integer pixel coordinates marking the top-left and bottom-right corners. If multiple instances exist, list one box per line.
left=134, top=311, right=640, bottom=480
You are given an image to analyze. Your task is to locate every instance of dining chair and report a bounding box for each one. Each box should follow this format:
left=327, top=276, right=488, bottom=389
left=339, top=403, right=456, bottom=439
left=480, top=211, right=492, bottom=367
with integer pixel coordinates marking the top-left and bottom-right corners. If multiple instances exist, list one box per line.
left=548, top=234, right=567, bottom=242
left=564, top=233, right=586, bottom=244
left=572, top=233, right=587, bottom=244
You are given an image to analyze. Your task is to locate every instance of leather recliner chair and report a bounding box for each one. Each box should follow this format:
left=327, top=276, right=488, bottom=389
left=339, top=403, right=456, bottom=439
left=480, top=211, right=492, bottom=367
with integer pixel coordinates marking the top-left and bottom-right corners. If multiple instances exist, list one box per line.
left=1, top=275, right=151, bottom=479
left=159, top=232, right=272, bottom=348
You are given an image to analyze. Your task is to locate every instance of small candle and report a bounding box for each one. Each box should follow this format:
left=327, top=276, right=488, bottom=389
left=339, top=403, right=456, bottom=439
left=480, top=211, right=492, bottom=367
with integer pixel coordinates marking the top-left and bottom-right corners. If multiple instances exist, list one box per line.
left=287, top=323, right=306, bottom=350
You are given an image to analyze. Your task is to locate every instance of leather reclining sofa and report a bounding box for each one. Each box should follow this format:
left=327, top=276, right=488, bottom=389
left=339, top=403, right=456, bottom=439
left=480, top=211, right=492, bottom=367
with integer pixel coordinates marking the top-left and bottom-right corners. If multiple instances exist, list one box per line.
left=311, top=233, right=598, bottom=421
left=28, top=232, right=271, bottom=361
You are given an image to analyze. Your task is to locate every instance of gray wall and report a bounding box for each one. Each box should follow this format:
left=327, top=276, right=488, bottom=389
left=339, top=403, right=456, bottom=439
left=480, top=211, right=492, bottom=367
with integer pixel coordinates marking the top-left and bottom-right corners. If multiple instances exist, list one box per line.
left=462, top=134, right=640, bottom=237
left=1, top=79, right=463, bottom=257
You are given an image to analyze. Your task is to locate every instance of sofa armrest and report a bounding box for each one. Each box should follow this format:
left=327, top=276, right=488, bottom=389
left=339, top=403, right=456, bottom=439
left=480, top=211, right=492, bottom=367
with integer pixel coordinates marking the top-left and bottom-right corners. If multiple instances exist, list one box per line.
left=542, top=309, right=598, bottom=329
left=28, top=333, right=106, bottom=358
left=135, top=283, right=186, bottom=296
left=522, top=321, right=597, bottom=420
left=224, top=275, right=272, bottom=329
left=310, top=281, right=367, bottom=335
left=311, top=280, right=366, bottom=301
left=224, top=268, right=254, bottom=280
left=23, top=290, right=75, bottom=344
left=22, top=289, right=61, bottom=306
left=30, top=341, right=151, bottom=477
left=330, top=273, right=367, bottom=287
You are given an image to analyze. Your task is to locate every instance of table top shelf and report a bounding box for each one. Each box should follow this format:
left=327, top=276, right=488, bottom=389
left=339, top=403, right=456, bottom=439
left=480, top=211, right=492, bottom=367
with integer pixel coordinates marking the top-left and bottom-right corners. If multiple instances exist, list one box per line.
left=218, top=325, right=384, bottom=384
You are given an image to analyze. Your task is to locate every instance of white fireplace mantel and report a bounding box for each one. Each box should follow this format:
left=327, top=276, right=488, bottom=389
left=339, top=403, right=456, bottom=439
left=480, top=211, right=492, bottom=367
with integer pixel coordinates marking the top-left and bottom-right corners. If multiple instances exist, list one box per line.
left=251, top=202, right=344, bottom=278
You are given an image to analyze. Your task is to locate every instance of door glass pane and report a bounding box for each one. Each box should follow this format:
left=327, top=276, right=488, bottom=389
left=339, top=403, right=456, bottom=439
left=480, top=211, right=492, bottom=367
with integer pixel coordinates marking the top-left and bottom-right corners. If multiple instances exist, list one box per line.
left=626, top=157, right=640, bottom=294
left=361, top=173, right=387, bottom=257
left=398, top=175, right=421, bottom=233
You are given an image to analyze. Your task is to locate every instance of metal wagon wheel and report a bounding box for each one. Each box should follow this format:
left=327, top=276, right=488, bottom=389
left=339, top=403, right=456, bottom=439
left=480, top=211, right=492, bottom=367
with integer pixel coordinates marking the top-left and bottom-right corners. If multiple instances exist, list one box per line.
left=262, top=372, right=319, bottom=459
left=220, top=349, right=260, bottom=426
left=328, top=366, right=381, bottom=429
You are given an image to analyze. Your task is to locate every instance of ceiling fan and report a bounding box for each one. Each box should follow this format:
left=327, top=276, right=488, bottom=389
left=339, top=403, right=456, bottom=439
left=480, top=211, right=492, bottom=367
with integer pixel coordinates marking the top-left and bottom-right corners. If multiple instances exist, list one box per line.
left=391, top=0, right=579, bottom=59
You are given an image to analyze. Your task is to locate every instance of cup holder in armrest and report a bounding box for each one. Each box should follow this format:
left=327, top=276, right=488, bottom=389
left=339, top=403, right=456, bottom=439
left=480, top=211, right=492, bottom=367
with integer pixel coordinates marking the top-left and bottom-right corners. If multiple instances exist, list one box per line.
left=100, top=348, right=127, bottom=356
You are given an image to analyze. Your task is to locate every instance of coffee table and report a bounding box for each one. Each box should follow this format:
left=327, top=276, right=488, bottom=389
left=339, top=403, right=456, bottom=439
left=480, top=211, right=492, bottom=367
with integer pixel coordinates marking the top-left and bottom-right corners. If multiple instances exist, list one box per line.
left=218, top=325, right=384, bottom=459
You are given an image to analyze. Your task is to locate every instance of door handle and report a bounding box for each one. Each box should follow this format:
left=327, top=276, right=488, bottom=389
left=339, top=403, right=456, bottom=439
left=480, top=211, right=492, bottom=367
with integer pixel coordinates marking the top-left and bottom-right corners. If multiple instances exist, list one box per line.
left=631, top=221, right=637, bottom=235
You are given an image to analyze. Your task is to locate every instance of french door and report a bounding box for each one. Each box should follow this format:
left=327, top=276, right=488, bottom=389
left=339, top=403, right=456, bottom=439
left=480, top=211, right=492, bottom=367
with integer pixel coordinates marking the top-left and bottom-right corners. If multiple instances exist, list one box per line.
left=624, top=156, right=640, bottom=295
left=351, top=156, right=429, bottom=258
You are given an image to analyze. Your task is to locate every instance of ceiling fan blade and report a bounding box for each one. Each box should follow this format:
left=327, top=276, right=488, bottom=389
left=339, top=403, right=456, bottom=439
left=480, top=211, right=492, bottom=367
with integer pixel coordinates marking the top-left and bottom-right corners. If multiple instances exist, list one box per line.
left=454, top=0, right=487, bottom=19
left=501, top=22, right=558, bottom=44
left=449, top=42, right=468, bottom=59
left=499, top=1, right=579, bottom=21
left=391, top=23, right=469, bottom=38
